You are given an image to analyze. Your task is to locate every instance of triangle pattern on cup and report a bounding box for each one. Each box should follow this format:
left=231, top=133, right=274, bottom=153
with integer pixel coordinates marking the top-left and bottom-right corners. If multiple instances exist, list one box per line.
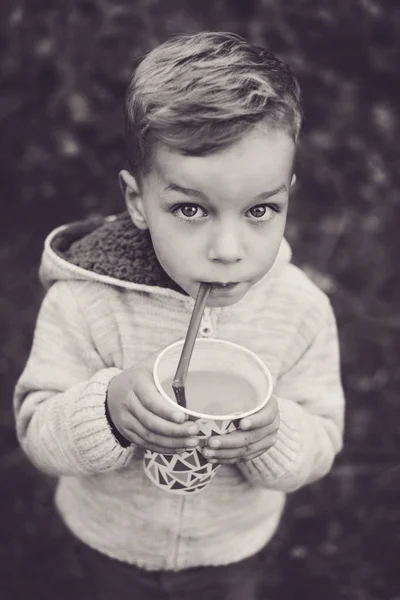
left=144, top=449, right=220, bottom=495
left=173, top=471, right=192, bottom=484
left=197, top=418, right=239, bottom=438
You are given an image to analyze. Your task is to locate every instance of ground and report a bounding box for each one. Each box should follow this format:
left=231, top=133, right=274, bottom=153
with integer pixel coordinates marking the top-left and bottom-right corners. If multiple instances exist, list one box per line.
left=1, top=1, right=400, bottom=598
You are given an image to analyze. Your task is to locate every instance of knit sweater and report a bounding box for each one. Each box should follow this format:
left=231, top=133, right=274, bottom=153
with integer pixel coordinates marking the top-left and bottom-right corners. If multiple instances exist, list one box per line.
left=14, top=212, right=345, bottom=571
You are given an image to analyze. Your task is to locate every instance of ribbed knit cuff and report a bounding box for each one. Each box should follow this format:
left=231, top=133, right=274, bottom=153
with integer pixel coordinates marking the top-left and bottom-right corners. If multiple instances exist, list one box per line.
left=237, top=396, right=303, bottom=485
left=69, top=367, right=134, bottom=473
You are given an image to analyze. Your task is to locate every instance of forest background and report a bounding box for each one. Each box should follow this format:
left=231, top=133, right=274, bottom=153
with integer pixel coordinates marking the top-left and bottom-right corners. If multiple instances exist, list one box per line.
left=1, top=1, right=399, bottom=598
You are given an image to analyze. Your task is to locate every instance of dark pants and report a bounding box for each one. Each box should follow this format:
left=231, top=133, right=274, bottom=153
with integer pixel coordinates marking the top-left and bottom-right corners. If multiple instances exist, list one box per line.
left=78, top=542, right=266, bottom=600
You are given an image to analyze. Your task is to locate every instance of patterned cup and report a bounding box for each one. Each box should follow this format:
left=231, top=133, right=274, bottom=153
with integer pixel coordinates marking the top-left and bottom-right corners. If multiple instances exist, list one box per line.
left=143, top=339, right=273, bottom=495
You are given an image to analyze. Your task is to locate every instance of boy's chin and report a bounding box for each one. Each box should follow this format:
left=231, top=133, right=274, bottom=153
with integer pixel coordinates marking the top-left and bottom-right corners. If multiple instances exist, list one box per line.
left=206, top=287, right=249, bottom=308
left=206, top=295, right=243, bottom=308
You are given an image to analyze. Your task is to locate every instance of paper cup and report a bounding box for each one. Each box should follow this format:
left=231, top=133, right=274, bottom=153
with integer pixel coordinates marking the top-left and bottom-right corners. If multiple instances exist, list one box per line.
left=143, top=339, right=273, bottom=495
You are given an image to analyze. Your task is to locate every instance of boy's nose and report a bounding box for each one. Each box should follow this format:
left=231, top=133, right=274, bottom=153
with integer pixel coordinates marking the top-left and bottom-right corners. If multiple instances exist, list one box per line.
left=207, top=224, right=245, bottom=264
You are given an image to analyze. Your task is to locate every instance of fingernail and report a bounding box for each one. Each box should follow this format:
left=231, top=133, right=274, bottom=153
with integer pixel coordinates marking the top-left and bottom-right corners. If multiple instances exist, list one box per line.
left=203, top=449, right=214, bottom=458
left=186, top=438, right=199, bottom=447
left=188, top=424, right=198, bottom=435
left=174, top=412, right=185, bottom=423
left=209, top=439, right=221, bottom=449
left=240, top=419, right=251, bottom=430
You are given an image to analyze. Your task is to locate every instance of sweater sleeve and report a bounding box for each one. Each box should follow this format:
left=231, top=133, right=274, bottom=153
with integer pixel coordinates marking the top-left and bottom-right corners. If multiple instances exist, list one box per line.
left=237, top=302, right=344, bottom=492
left=13, top=281, right=135, bottom=477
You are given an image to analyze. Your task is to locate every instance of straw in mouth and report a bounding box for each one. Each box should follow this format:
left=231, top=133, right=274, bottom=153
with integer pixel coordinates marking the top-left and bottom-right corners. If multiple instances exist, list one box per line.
left=172, top=283, right=212, bottom=408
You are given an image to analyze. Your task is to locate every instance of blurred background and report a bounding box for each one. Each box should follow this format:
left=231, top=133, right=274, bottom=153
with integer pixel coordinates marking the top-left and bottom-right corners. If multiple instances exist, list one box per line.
left=1, top=1, right=399, bottom=598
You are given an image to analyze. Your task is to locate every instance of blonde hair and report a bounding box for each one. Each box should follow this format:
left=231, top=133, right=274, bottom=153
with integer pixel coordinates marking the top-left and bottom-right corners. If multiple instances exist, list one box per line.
left=125, top=31, right=302, bottom=179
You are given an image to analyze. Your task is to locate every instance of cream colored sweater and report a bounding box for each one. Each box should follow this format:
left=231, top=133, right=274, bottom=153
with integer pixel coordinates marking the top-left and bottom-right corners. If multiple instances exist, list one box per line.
left=14, top=213, right=344, bottom=571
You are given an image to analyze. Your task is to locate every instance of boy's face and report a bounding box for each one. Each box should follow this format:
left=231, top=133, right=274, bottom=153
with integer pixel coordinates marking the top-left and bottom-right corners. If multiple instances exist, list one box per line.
left=124, top=123, right=296, bottom=307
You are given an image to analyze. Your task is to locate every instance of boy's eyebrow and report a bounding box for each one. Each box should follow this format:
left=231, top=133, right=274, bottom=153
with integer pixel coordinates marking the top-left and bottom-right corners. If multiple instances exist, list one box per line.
left=162, top=183, right=205, bottom=198
left=252, top=183, right=288, bottom=201
left=162, top=183, right=288, bottom=200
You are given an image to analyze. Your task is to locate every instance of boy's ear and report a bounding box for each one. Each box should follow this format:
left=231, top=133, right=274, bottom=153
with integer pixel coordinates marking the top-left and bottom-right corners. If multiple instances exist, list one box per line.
left=118, top=170, right=148, bottom=230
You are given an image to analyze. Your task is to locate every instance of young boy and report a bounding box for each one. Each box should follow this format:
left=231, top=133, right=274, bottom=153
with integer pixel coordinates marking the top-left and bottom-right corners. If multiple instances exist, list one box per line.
left=14, top=32, right=344, bottom=599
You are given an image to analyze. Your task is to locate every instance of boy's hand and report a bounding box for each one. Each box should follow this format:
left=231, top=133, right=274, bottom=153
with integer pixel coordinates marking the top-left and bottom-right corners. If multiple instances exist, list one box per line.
left=202, top=396, right=280, bottom=464
left=106, top=353, right=199, bottom=453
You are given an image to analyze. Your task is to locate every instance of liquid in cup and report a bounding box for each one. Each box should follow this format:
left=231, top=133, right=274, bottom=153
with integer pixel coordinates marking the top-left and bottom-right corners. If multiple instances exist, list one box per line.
left=161, top=371, right=258, bottom=416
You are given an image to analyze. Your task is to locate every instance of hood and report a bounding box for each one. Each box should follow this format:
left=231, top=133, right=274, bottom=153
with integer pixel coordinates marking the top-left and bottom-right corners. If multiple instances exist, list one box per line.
left=39, top=211, right=292, bottom=300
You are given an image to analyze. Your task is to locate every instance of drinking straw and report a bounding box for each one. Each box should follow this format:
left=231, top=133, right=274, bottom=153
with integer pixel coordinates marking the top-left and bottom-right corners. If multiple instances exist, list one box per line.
left=172, top=283, right=212, bottom=408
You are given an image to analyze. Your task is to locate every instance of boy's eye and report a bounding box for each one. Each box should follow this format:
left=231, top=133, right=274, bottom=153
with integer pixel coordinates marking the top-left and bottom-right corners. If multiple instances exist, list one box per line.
left=246, top=204, right=275, bottom=220
left=173, top=203, right=207, bottom=219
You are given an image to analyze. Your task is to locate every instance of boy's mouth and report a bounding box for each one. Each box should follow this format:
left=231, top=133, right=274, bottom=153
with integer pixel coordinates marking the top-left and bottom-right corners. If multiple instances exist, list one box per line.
left=211, top=282, right=237, bottom=289
left=197, top=281, right=249, bottom=305
left=204, top=281, right=242, bottom=294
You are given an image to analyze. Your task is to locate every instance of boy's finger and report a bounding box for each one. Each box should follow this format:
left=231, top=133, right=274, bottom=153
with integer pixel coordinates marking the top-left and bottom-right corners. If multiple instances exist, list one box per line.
left=203, top=433, right=277, bottom=461
left=132, top=371, right=194, bottom=426
left=131, top=360, right=187, bottom=424
left=206, top=425, right=275, bottom=450
left=129, top=391, right=198, bottom=437
left=129, top=430, right=196, bottom=454
left=203, top=444, right=251, bottom=461
left=242, top=450, right=269, bottom=462
left=239, top=396, right=279, bottom=430
left=206, top=430, right=252, bottom=449
left=127, top=423, right=199, bottom=451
